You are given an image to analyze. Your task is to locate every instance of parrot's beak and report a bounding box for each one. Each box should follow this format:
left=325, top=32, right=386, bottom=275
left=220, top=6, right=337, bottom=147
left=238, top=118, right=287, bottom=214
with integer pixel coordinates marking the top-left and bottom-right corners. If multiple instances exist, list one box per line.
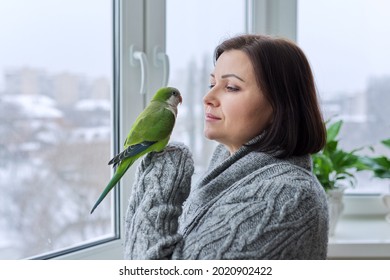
left=179, top=95, right=183, bottom=104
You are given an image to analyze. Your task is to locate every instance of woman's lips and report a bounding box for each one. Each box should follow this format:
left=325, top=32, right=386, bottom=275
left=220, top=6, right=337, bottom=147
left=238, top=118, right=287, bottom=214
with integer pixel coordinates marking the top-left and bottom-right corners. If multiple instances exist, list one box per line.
left=205, top=113, right=221, bottom=121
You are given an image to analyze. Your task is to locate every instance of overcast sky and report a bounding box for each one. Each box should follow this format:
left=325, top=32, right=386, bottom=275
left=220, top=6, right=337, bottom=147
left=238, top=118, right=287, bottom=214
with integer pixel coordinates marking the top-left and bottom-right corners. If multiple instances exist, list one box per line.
left=0, top=0, right=112, bottom=87
left=298, top=0, right=390, bottom=96
left=1, top=0, right=390, bottom=96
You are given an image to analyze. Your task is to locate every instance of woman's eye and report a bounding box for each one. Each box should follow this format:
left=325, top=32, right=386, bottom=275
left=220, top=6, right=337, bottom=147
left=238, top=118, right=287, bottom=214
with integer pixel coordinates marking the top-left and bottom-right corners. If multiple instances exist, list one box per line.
left=208, top=84, right=215, bottom=89
left=226, top=85, right=239, bottom=92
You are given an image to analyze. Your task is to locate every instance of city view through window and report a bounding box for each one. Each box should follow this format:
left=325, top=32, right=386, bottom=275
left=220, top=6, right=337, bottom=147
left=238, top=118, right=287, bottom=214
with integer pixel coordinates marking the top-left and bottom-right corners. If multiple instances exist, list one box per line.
left=0, top=0, right=113, bottom=259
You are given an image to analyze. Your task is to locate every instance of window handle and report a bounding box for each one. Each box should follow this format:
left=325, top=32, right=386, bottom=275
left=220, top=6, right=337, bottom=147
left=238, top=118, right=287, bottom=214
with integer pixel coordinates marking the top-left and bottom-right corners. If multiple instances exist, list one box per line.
left=130, top=45, right=148, bottom=95
left=154, top=46, right=170, bottom=87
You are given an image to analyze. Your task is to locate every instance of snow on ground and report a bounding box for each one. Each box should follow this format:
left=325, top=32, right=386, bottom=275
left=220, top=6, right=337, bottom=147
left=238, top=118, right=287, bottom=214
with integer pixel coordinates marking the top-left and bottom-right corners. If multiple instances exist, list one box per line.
left=2, top=94, right=63, bottom=118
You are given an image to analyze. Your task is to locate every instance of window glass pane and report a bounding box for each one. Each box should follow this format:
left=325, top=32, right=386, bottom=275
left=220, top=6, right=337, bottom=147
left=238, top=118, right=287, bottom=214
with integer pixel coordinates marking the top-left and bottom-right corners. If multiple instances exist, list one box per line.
left=166, top=0, right=246, bottom=178
left=298, top=0, right=390, bottom=194
left=0, top=0, right=113, bottom=259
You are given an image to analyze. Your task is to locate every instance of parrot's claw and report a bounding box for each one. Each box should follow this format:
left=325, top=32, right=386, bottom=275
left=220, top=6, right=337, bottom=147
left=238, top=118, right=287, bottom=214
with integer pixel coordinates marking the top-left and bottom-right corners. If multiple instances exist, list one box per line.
left=165, top=146, right=177, bottom=152
left=152, top=146, right=176, bottom=157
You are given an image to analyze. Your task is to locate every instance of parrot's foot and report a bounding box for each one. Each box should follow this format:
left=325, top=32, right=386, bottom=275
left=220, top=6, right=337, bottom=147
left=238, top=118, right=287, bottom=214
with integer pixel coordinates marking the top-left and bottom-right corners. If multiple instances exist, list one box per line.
left=152, top=146, right=177, bottom=157
left=164, top=146, right=178, bottom=152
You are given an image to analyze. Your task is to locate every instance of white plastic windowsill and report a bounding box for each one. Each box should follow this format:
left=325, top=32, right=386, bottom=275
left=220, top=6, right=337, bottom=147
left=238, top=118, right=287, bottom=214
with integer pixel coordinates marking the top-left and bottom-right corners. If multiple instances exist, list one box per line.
left=327, top=195, right=390, bottom=259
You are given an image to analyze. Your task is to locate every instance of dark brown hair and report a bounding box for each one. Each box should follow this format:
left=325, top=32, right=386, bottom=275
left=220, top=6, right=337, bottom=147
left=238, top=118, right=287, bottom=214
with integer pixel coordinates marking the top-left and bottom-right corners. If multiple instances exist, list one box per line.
left=215, top=34, right=326, bottom=158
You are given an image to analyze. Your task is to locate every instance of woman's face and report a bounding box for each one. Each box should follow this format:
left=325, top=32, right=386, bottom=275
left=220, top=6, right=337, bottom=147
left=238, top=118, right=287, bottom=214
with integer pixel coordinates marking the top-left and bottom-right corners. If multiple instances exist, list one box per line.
left=203, top=49, right=273, bottom=154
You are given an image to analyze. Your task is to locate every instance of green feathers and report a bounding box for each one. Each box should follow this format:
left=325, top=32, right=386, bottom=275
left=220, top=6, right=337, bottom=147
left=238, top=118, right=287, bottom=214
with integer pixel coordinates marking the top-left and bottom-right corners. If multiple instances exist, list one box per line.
left=90, top=87, right=182, bottom=214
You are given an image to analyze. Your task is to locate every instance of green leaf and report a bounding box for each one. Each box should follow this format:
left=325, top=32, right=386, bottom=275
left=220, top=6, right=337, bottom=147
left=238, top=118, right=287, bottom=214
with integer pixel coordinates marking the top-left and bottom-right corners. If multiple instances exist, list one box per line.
left=381, top=138, right=390, bottom=149
left=325, top=140, right=338, bottom=153
left=373, top=156, right=390, bottom=168
left=326, top=120, right=343, bottom=143
left=374, top=169, right=390, bottom=179
left=354, top=156, right=375, bottom=171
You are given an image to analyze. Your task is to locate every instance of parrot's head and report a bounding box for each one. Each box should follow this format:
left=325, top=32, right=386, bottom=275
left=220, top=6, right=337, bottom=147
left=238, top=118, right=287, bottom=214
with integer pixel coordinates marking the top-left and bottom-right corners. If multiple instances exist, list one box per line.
left=153, top=87, right=182, bottom=107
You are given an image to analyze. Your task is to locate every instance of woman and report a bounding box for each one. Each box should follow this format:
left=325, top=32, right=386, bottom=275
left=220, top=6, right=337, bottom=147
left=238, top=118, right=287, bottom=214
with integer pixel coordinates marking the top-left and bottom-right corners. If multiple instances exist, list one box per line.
left=124, top=34, right=329, bottom=259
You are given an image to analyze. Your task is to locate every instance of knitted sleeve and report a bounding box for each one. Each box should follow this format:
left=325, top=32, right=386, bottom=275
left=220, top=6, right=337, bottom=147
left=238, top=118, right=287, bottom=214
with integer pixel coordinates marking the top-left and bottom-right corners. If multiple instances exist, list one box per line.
left=124, top=142, right=194, bottom=259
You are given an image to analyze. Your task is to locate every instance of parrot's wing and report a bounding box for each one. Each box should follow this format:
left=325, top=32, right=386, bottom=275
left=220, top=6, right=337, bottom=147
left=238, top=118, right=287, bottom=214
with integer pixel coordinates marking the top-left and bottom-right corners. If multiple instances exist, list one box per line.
left=125, top=101, right=176, bottom=146
left=108, top=101, right=176, bottom=166
left=108, top=140, right=156, bottom=166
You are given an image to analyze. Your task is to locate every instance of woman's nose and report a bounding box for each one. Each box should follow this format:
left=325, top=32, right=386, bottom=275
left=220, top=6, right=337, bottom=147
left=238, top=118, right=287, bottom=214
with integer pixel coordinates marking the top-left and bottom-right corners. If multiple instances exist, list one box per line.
left=203, top=87, right=218, bottom=107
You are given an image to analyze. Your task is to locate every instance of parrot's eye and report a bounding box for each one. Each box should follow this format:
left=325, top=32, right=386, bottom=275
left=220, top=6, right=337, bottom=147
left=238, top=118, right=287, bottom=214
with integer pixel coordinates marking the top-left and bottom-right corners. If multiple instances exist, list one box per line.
left=172, top=91, right=178, bottom=96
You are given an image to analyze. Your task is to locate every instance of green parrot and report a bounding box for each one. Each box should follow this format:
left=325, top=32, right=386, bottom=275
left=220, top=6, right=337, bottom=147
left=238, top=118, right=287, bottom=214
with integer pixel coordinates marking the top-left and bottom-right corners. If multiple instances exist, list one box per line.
left=90, top=87, right=182, bottom=214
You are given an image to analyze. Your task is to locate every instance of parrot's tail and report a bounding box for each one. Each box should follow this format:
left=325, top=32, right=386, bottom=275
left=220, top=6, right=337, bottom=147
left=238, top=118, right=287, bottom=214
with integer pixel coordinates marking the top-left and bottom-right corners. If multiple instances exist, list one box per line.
left=90, top=159, right=135, bottom=214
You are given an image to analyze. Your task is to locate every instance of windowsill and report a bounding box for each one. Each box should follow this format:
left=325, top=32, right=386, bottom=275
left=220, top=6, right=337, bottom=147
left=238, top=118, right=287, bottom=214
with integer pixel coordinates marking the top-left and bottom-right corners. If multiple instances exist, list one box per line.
left=327, top=195, right=390, bottom=259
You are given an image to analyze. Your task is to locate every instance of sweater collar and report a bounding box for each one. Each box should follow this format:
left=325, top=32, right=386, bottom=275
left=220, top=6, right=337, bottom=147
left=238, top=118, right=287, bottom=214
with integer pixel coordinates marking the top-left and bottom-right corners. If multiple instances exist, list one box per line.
left=207, top=133, right=312, bottom=179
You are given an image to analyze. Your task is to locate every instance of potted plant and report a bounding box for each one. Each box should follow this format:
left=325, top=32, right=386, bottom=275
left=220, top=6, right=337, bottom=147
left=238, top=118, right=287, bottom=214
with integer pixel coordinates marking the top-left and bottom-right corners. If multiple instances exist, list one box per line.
left=360, top=138, right=390, bottom=222
left=312, top=119, right=368, bottom=236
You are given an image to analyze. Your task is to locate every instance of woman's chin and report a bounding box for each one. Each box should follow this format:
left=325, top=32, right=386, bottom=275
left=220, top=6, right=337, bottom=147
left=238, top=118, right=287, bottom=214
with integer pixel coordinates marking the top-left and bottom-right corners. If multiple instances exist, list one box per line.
left=203, top=129, right=216, bottom=141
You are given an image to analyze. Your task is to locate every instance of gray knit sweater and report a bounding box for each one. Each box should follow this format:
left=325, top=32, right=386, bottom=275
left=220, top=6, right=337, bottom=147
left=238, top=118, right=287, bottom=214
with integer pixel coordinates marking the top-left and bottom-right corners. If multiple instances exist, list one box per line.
left=124, top=137, right=329, bottom=259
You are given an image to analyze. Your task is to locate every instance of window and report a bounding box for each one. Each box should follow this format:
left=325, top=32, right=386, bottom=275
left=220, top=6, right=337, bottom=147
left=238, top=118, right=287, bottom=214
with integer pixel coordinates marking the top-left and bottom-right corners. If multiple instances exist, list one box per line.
left=0, top=0, right=114, bottom=259
left=297, top=0, right=390, bottom=194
